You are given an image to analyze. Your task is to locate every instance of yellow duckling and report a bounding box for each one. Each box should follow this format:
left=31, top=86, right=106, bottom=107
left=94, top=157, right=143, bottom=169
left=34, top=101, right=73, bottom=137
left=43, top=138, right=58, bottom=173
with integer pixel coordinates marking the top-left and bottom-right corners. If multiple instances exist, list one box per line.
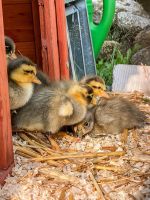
left=80, top=75, right=109, bottom=105
left=8, top=57, right=41, bottom=110
left=12, top=80, right=88, bottom=134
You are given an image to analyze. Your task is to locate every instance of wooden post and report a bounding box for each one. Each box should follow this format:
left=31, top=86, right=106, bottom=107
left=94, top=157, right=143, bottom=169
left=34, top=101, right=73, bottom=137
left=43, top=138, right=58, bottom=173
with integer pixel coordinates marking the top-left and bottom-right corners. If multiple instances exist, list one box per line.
left=55, top=0, right=69, bottom=80
left=32, top=0, right=43, bottom=69
left=38, top=0, right=69, bottom=80
left=38, top=0, right=60, bottom=80
left=0, top=0, right=14, bottom=184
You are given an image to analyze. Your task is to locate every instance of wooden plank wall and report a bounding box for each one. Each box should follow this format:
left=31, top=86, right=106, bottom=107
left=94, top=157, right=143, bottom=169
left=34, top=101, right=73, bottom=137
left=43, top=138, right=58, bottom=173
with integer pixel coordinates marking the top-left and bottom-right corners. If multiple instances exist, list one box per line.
left=2, top=0, right=38, bottom=63
left=2, top=0, right=69, bottom=80
left=38, top=0, right=69, bottom=80
left=0, top=0, right=14, bottom=184
left=38, top=0, right=60, bottom=80
left=55, top=0, right=69, bottom=80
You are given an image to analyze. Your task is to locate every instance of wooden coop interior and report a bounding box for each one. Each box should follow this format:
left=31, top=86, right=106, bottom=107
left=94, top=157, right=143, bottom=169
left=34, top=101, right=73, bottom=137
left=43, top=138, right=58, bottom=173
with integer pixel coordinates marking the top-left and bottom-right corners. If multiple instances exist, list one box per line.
left=0, top=0, right=69, bottom=184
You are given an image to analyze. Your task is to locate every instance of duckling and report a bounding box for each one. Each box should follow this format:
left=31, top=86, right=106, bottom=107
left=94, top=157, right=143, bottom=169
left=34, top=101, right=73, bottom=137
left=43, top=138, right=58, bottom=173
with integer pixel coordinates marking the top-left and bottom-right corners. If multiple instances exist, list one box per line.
left=80, top=75, right=109, bottom=105
left=73, top=108, right=95, bottom=138
left=12, top=81, right=88, bottom=134
left=80, top=75, right=105, bottom=89
left=45, top=79, right=92, bottom=103
left=4, top=37, right=51, bottom=88
left=8, top=57, right=41, bottom=110
left=5, top=36, right=17, bottom=62
left=73, top=97, right=146, bottom=138
left=95, top=97, right=146, bottom=135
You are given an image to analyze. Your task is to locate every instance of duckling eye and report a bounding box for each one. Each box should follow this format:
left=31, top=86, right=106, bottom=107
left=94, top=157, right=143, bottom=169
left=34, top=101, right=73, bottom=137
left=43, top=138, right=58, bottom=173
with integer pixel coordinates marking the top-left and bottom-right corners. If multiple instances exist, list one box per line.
left=24, top=70, right=34, bottom=74
left=6, top=46, right=12, bottom=54
left=93, top=86, right=101, bottom=89
left=84, top=121, right=90, bottom=127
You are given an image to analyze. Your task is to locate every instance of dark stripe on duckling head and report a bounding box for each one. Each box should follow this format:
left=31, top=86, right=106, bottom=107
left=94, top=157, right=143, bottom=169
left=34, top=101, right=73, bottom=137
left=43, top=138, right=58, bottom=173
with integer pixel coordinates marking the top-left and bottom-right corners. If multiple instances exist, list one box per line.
left=7, top=57, right=41, bottom=84
left=81, top=75, right=105, bottom=85
left=8, top=56, right=36, bottom=75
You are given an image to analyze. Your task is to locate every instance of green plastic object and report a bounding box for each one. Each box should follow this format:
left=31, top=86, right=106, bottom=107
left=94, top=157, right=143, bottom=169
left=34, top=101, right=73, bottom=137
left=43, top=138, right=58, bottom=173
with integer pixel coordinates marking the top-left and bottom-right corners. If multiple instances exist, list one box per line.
left=86, top=0, right=116, bottom=58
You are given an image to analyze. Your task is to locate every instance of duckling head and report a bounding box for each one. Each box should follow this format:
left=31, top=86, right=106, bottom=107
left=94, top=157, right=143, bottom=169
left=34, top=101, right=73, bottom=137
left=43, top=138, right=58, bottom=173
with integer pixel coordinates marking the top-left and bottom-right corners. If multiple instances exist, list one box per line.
left=67, top=83, right=90, bottom=106
left=8, top=57, right=41, bottom=85
left=88, top=80, right=109, bottom=97
left=5, top=36, right=17, bottom=60
left=73, top=109, right=94, bottom=138
left=80, top=75, right=109, bottom=105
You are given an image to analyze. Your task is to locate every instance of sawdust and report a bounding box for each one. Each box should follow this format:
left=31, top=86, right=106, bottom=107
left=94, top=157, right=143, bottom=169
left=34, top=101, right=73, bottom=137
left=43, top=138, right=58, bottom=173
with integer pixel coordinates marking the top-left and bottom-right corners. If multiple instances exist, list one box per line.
left=0, top=92, right=150, bottom=200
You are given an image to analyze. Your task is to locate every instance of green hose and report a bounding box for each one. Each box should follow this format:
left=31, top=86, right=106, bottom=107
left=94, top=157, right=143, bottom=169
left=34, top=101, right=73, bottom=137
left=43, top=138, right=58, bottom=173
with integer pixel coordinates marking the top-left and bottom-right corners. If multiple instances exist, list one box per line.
left=86, top=0, right=116, bottom=58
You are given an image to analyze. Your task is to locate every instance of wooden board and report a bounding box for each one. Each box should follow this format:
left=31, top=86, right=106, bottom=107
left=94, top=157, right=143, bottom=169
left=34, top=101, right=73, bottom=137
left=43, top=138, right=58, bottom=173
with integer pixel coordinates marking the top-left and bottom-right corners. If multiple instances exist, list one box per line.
left=2, top=0, right=30, bottom=5
left=55, top=0, right=69, bottom=80
left=16, top=41, right=36, bottom=61
left=32, top=0, right=42, bottom=68
left=4, top=29, right=34, bottom=42
left=0, top=0, right=14, bottom=184
left=2, top=1, right=37, bottom=63
left=2, top=4, right=33, bottom=29
left=38, top=0, right=60, bottom=80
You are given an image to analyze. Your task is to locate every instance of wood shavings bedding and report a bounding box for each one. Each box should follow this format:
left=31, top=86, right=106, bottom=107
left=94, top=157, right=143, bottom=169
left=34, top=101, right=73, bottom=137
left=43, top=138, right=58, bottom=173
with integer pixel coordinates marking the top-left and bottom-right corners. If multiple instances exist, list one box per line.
left=0, top=92, right=150, bottom=200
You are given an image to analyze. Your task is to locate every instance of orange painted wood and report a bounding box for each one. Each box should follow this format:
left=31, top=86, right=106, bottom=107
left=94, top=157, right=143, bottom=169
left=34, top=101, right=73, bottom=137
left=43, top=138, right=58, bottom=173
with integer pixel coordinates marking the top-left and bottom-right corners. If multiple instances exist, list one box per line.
left=2, top=1, right=37, bottom=63
left=16, top=41, right=36, bottom=62
left=2, top=0, right=30, bottom=5
left=4, top=29, right=34, bottom=42
left=46, top=0, right=60, bottom=80
left=2, top=4, right=33, bottom=30
left=32, top=0, right=42, bottom=68
left=55, top=0, right=69, bottom=80
left=0, top=162, right=14, bottom=184
left=0, top=0, right=14, bottom=184
left=38, top=0, right=60, bottom=80
left=38, top=1, right=48, bottom=73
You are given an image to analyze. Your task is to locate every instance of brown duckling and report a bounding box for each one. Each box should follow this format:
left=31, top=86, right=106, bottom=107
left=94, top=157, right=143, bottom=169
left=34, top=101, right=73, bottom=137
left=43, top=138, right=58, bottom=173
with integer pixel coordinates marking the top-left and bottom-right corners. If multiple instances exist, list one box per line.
left=73, top=97, right=146, bottom=138
left=95, top=97, right=146, bottom=134
left=8, top=57, right=41, bottom=110
left=5, top=36, right=17, bottom=63
left=12, top=81, right=88, bottom=134
left=73, top=108, right=95, bottom=138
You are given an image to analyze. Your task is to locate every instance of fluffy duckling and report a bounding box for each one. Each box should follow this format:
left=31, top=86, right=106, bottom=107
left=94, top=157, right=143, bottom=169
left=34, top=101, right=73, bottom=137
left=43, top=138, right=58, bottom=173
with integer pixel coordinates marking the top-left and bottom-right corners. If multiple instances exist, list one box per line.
left=5, top=36, right=17, bottom=62
left=4, top=37, right=50, bottom=87
left=95, top=97, right=146, bottom=134
left=73, top=97, right=146, bottom=138
left=12, top=81, right=88, bottom=134
left=80, top=75, right=109, bottom=105
left=8, top=57, right=41, bottom=110
left=73, top=108, right=95, bottom=138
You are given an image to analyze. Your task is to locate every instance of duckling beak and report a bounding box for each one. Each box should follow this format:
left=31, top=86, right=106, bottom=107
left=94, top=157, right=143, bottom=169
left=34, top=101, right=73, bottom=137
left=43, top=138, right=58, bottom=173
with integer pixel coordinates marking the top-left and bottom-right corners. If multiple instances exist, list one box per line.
left=95, top=89, right=110, bottom=98
left=11, top=53, right=17, bottom=59
left=73, top=126, right=77, bottom=133
left=32, top=76, right=41, bottom=84
left=7, top=52, right=17, bottom=60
